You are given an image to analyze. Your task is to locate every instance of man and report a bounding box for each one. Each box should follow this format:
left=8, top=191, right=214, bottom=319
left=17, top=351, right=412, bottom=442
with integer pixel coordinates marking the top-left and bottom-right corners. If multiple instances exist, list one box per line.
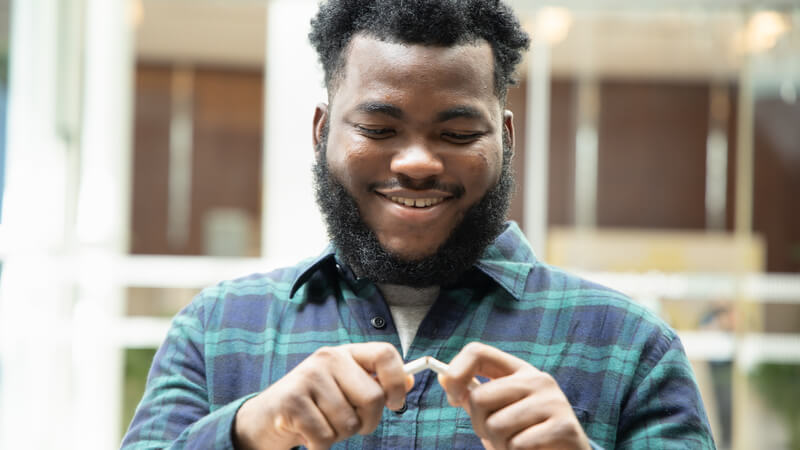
left=122, top=1, right=714, bottom=449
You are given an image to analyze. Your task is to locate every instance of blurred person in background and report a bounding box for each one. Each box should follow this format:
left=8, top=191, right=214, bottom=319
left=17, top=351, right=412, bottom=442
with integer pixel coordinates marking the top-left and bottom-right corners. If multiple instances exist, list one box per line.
left=122, top=0, right=714, bottom=448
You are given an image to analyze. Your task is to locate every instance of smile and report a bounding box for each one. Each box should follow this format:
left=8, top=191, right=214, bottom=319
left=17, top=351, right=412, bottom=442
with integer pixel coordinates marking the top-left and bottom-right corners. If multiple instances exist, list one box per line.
left=389, top=196, right=446, bottom=208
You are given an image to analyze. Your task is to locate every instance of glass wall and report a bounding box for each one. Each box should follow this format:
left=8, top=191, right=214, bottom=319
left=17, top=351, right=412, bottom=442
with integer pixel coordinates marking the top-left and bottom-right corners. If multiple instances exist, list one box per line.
left=506, top=3, right=800, bottom=449
left=0, top=1, right=797, bottom=449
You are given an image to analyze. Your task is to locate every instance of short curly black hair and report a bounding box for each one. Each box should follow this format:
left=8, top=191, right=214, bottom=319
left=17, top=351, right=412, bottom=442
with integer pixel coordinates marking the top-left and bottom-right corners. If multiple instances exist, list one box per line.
left=308, top=0, right=530, bottom=103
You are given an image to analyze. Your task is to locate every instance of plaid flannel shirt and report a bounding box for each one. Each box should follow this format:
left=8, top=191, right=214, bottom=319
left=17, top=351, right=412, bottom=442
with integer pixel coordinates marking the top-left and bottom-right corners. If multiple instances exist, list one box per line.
left=121, top=222, right=714, bottom=449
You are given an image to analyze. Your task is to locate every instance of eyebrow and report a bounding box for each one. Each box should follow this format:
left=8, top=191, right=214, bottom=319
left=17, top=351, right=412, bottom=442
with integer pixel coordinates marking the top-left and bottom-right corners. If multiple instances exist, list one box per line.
left=355, top=102, right=404, bottom=119
left=354, top=102, right=488, bottom=124
left=434, top=106, right=486, bottom=123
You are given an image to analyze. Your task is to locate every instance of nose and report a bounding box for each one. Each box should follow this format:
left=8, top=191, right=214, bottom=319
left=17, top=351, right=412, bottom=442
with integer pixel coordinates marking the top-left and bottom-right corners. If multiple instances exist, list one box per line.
left=389, top=142, right=444, bottom=180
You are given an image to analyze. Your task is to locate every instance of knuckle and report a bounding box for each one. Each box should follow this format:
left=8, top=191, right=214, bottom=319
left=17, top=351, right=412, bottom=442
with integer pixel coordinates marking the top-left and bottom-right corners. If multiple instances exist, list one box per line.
left=334, top=413, right=361, bottom=436
left=301, top=367, right=326, bottom=385
left=484, top=416, right=511, bottom=439
left=530, top=370, right=556, bottom=390
left=463, top=341, right=486, bottom=355
left=345, top=415, right=362, bottom=434
left=364, top=385, right=386, bottom=407
left=282, top=393, right=305, bottom=415
left=541, top=372, right=558, bottom=386
left=374, top=343, right=397, bottom=363
left=318, top=427, right=336, bottom=442
left=552, top=415, right=578, bottom=437
left=468, top=388, right=490, bottom=408
left=313, top=345, right=337, bottom=360
left=507, top=437, right=529, bottom=450
left=483, top=416, right=501, bottom=436
left=508, top=429, right=543, bottom=450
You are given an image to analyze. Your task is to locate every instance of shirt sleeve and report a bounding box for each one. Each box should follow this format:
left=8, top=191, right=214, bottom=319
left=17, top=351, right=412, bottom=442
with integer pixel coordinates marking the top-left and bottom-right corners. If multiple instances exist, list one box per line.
left=120, top=298, right=255, bottom=449
left=616, top=334, right=716, bottom=449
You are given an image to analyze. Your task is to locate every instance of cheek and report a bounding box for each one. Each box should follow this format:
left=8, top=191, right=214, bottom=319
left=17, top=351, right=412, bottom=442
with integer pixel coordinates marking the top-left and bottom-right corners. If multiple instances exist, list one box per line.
left=456, top=150, right=501, bottom=190
left=326, top=135, right=383, bottom=185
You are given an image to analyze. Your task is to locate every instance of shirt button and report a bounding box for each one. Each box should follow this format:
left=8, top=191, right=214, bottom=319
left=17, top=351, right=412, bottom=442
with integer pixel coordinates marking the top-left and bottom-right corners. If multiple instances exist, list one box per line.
left=394, top=401, right=408, bottom=414
left=370, top=316, right=386, bottom=329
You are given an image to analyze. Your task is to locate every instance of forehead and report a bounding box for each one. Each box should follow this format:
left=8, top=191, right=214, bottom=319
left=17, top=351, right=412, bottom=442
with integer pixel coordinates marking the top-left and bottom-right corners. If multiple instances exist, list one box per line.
left=332, top=34, right=499, bottom=114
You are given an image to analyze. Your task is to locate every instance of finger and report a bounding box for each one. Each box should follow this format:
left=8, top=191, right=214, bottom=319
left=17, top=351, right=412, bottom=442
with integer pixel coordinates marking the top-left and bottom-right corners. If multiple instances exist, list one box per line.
left=404, top=373, right=416, bottom=392
left=331, top=355, right=387, bottom=435
left=441, top=342, right=532, bottom=406
left=465, top=374, right=538, bottom=439
left=347, top=343, right=409, bottom=410
left=450, top=342, right=530, bottom=379
left=330, top=343, right=408, bottom=434
left=279, top=396, right=337, bottom=450
left=467, top=368, right=557, bottom=424
left=481, top=394, right=553, bottom=446
left=310, top=375, right=364, bottom=440
left=505, top=418, right=568, bottom=450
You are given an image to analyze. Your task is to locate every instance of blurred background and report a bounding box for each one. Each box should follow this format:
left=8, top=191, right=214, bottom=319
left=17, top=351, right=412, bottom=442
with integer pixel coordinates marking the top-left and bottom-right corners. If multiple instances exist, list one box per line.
left=0, top=0, right=798, bottom=448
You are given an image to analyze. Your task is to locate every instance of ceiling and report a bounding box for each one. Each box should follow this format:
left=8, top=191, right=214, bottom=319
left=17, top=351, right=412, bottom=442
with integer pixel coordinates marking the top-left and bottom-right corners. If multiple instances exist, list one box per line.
left=136, top=0, right=267, bottom=68
left=134, top=0, right=799, bottom=83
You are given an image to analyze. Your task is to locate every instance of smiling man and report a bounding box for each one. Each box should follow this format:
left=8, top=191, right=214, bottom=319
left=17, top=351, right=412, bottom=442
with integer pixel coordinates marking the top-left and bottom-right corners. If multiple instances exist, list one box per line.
left=122, top=1, right=714, bottom=449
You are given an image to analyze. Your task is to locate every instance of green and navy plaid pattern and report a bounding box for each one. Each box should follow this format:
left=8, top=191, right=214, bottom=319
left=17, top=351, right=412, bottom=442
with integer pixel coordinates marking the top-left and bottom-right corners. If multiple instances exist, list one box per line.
left=121, top=222, right=714, bottom=449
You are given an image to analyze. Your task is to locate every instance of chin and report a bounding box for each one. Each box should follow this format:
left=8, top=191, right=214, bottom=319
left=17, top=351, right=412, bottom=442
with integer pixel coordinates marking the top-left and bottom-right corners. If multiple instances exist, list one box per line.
left=382, top=245, right=437, bottom=262
left=397, top=251, right=436, bottom=262
left=379, top=235, right=446, bottom=261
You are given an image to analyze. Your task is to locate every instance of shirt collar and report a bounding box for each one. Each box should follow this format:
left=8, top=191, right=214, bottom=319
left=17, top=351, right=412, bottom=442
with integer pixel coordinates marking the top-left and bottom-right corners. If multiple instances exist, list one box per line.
left=473, top=221, right=537, bottom=300
left=288, top=244, right=338, bottom=298
left=289, top=221, right=537, bottom=300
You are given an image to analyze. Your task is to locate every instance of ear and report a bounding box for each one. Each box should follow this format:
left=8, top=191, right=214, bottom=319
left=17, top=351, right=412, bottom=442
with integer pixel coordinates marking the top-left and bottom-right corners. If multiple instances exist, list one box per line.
left=312, top=103, right=329, bottom=154
left=503, top=109, right=515, bottom=153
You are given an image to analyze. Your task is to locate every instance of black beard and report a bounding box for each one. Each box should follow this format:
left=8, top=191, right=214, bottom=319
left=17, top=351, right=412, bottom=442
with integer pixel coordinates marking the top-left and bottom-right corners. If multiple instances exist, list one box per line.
left=313, top=132, right=514, bottom=288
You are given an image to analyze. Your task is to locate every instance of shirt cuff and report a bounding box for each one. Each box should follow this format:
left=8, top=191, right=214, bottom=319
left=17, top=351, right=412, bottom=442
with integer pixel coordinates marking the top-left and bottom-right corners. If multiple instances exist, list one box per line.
left=224, top=392, right=261, bottom=450
left=588, top=438, right=604, bottom=450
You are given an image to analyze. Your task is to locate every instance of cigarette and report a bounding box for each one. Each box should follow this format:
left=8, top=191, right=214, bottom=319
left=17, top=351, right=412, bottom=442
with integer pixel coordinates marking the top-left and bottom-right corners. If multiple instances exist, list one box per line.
left=403, top=356, right=481, bottom=390
left=403, top=356, right=432, bottom=375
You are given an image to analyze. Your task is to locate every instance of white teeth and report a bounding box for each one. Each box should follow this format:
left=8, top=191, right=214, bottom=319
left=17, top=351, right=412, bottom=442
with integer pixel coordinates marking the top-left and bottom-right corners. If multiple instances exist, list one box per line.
left=389, top=196, right=445, bottom=208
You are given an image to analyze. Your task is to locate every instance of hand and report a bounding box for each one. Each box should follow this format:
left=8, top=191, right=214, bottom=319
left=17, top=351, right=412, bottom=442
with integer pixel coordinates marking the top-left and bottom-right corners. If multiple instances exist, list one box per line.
left=438, top=342, right=591, bottom=450
left=234, top=342, right=414, bottom=450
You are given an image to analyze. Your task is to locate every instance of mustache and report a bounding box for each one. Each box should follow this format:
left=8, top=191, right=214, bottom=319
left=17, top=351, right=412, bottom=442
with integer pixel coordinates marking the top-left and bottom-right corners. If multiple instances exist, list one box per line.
left=367, top=177, right=465, bottom=198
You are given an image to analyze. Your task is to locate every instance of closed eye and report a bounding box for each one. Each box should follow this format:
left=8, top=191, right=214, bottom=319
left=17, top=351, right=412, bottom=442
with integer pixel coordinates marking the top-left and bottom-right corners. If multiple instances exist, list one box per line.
left=356, top=125, right=395, bottom=139
left=442, top=132, right=485, bottom=143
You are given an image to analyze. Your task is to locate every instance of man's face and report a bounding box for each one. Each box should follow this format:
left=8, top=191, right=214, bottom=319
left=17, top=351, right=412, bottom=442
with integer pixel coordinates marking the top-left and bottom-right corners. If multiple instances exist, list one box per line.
left=314, top=35, right=514, bottom=261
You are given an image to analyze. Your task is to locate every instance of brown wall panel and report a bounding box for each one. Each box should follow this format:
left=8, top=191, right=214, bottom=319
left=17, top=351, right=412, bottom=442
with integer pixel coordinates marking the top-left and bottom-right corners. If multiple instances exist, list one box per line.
left=596, top=80, right=709, bottom=229
left=547, top=79, right=578, bottom=227
left=130, top=66, right=172, bottom=254
left=753, top=98, right=800, bottom=273
left=188, top=67, right=263, bottom=256
left=130, top=64, right=263, bottom=256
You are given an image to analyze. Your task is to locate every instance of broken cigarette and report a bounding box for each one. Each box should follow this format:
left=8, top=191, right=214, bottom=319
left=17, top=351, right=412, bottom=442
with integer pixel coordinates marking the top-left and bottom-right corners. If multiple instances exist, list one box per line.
left=403, top=356, right=481, bottom=390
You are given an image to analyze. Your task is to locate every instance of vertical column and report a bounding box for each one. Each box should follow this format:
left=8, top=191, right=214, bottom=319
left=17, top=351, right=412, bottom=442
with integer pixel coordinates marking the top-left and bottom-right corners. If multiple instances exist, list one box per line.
left=166, top=65, right=195, bottom=251
left=705, top=83, right=730, bottom=231
left=524, top=36, right=551, bottom=259
left=734, top=59, right=754, bottom=236
left=574, top=78, right=599, bottom=229
left=0, top=0, right=78, bottom=449
left=72, top=0, right=133, bottom=448
left=262, top=0, right=327, bottom=264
